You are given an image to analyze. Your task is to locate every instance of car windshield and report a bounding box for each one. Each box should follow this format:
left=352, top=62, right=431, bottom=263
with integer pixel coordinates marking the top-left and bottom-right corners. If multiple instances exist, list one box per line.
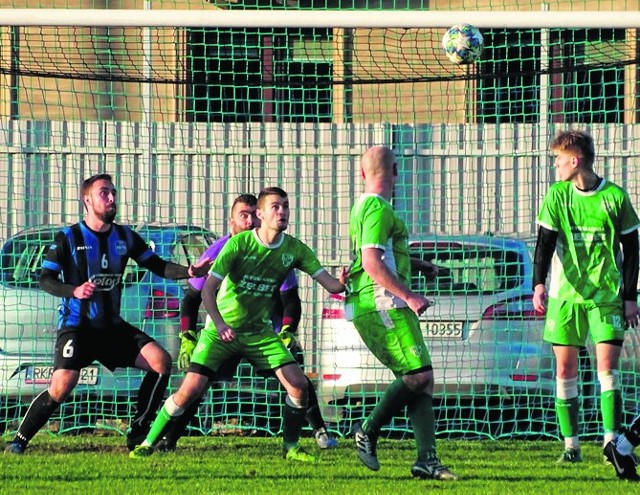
left=0, top=227, right=216, bottom=289
left=410, top=241, right=524, bottom=296
left=0, top=231, right=56, bottom=289
left=123, top=230, right=215, bottom=286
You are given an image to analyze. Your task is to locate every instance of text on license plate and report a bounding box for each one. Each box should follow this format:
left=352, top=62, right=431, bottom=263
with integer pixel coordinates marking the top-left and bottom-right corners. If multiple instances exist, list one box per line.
left=424, top=321, right=463, bottom=339
left=25, top=366, right=99, bottom=385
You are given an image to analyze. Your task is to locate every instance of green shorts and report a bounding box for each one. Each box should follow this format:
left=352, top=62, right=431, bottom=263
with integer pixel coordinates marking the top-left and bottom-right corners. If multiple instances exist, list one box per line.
left=352, top=307, right=432, bottom=376
left=543, top=297, right=626, bottom=346
left=190, top=321, right=297, bottom=374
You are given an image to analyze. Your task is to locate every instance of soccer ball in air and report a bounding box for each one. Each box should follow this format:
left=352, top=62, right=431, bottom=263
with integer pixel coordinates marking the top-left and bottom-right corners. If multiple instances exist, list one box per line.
left=442, top=23, right=484, bottom=65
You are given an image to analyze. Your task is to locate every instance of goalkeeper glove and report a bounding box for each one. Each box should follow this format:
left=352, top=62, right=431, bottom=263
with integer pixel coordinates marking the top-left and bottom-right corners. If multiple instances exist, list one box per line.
left=279, top=325, right=297, bottom=350
left=178, top=330, right=198, bottom=371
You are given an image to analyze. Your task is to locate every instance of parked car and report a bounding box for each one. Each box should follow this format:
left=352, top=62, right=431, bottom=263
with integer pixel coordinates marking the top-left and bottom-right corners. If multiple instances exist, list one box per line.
left=0, top=223, right=216, bottom=408
left=318, top=234, right=640, bottom=435
left=318, top=235, right=551, bottom=426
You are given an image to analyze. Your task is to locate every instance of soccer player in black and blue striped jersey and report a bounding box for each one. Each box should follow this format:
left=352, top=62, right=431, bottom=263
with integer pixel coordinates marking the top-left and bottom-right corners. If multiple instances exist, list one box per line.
left=5, top=174, right=211, bottom=455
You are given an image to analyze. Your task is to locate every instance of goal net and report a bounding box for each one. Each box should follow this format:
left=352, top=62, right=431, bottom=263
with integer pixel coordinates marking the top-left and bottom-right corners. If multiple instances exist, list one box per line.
left=1, top=4, right=640, bottom=443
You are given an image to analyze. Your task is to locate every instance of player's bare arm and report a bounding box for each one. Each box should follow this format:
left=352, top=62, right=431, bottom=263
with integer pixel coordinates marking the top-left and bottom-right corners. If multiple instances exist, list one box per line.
left=362, top=247, right=432, bottom=316
left=188, top=256, right=212, bottom=278
left=201, top=273, right=236, bottom=342
left=315, top=268, right=348, bottom=294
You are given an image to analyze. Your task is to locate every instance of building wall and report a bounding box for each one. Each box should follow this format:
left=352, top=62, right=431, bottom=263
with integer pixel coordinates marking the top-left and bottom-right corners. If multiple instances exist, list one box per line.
left=0, top=2, right=637, bottom=123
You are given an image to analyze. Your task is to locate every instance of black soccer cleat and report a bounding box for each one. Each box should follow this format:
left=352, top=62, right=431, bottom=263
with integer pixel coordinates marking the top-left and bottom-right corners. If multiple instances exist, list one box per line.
left=4, top=441, right=26, bottom=455
left=604, top=439, right=640, bottom=481
left=411, top=458, right=458, bottom=481
left=353, top=422, right=379, bottom=471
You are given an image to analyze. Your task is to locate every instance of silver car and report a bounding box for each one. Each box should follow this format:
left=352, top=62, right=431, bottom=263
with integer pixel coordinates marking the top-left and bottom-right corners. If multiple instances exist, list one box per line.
left=0, top=224, right=215, bottom=431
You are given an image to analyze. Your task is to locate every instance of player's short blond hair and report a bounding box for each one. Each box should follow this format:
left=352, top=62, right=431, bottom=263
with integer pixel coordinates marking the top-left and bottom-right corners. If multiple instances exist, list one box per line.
left=551, top=130, right=595, bottom=170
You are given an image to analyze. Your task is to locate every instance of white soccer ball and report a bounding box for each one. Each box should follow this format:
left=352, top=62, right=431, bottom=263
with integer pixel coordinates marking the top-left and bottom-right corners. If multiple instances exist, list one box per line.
left=442, top=23, right=484, bottom=65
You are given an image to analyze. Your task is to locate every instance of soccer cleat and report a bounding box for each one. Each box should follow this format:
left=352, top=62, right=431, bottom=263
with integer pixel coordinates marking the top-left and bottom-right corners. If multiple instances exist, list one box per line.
left=284, top=446, right=317, bottom=463
left=126, top=422, right=151, bottom=452
left=353, top=422, right=380, bottom=471
left=4, top=441, right=26, bottom=455
left=411, top=458, right=458, bottom=481
left=315, top=430, right=339, bottom=449
left=556, top=448, right=582, bottom=463
left=155, top=437, right=177, bottom=453
left=603, top=439, right=640, bottom=481
left=129, top=445, right=154, bottom=459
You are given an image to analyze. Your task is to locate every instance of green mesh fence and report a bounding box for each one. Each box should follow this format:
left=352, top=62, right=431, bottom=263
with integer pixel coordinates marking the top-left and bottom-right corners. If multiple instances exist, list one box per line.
left=1, top=1, right=640, bottom=444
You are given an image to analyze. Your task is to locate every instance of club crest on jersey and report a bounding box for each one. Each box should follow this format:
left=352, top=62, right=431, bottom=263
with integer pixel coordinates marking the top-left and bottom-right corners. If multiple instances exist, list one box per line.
left=89, top=273, right=122, bottom=291
left=115, top=240, right=128, bottom=255
left=281, top=253, right=294, bottom=268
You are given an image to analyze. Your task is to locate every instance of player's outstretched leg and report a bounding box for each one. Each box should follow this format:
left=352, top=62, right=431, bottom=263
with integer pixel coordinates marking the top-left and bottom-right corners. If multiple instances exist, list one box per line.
left=5, top=390, right=62, bottom=455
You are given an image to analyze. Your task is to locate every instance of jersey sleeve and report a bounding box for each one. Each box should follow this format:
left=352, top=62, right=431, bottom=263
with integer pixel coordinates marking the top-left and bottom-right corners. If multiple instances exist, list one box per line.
left=295, top=240, right=324, bottom=279
left=620, top=192, right=640, bottom=235
left=128, top=228, right=156, bottom=263
left=280, top=270, right=299, bottom=293
left=360, top=197, right=394, bottom=251
left=41, top=230, right=69, bottom=273
left=537, top=185, right=560, bottom=232
left=209, top=235, right=238, bottom=281
left=189, top=235, right=229, bottom=291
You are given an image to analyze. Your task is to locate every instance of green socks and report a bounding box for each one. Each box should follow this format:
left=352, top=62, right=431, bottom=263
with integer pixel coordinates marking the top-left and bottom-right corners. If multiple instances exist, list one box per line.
left=407, top=393, right=437, bottom=462
left=556, top=396, right=580, bottom=438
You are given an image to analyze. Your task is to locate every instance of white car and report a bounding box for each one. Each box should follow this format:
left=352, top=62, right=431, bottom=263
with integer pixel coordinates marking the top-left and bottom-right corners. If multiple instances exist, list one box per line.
left=318, top=235, right=552, bottom=425
left=318, top=234, right=640, bottom=435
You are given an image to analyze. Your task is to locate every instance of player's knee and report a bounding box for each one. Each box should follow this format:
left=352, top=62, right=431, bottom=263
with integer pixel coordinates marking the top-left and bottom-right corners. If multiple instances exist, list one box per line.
left=403, top=369, right=433, bottom=394
left=159, top=351, right=173, bottom=374
left=48, top=371, right=78, bottom=401
left=140, top=343, right=172, bottom=374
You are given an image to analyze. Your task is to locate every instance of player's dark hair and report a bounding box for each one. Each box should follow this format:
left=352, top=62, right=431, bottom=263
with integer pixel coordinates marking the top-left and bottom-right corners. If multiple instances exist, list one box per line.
left=551, top=130, right=595, bottom=169
left=257, top=187, right=287, bottom=208
left=232, top=194, right=257, bottom=210
left=81, top=173, right=113, bottom=196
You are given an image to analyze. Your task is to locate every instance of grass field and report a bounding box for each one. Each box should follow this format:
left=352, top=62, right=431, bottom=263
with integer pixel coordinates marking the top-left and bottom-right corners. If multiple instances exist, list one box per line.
left=2, top=434, right=639, bottom=494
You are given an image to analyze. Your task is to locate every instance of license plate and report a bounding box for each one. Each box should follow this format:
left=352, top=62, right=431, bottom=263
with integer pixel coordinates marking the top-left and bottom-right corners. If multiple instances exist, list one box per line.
left=424, top=321, right=463, bottom=339
left=25, top=365, right=99, bottom=385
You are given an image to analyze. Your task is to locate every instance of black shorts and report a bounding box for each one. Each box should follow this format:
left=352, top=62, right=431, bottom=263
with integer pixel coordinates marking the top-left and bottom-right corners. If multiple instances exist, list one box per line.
left=53, top=321, right=155, bottom=372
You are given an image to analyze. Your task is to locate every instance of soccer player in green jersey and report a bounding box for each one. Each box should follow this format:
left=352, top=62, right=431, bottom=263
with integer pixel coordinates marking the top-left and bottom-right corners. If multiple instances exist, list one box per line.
left=532, top=130, right=640, bottom=470
left=130, top=187, right=347, bottom=463
left=346, top=146, right=457, bottom=481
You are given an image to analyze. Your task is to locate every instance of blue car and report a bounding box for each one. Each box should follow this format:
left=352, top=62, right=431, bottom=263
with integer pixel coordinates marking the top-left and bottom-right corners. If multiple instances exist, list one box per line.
left=0, top=223, right=216, bottom=415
